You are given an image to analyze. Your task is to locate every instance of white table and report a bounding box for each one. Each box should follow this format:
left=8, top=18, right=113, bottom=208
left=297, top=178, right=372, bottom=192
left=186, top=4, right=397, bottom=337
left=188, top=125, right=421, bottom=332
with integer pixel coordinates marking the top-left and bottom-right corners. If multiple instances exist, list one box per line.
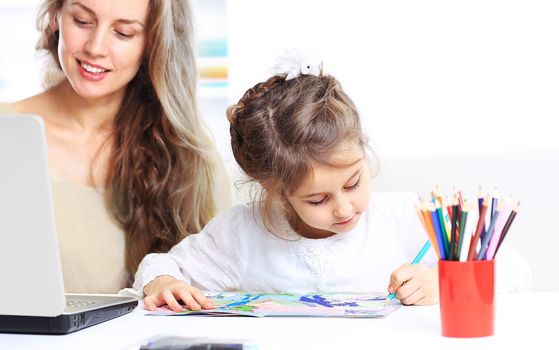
left=1, top=292, right=556, bottom=349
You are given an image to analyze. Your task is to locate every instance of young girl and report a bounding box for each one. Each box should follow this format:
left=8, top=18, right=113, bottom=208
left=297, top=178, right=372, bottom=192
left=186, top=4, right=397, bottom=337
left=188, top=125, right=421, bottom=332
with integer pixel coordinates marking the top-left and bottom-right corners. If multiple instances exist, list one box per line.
left=133, top=56, right=441, bottom=312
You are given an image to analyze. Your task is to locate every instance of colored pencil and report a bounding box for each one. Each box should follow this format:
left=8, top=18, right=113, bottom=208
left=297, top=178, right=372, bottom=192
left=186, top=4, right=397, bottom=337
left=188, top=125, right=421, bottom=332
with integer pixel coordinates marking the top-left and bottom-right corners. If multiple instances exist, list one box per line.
left=468, top=195, right=489, bottom=260
left=432, top=186, right=443, bottom=206
left=476, top=201, right=503, bottom=260
left=460, top=201, right=477, bottom=262
left=490, top=188, right=499, bottom=221
left=418, top=188, right=518, bottom=261
left=493, top=202, right=519, bottom=257
left=387, top=240, right=432, bottom=301
left=446, top=203, right=453, bottom=225
left=485, top=198, right=512, bottom=260
left=457, top=190, right=465, bottom=208
left=449, top=196, right=459, bottom=260
left=415, top=201, right=429, bottom=232
left=420, top=202, right=440, bottom=258
left=430, top=203, right=447, bottom=260
left=435, top=201, right=450, bottom=258
left=442, top=197, right=452, bottom=239
left=456, top=200, right=469, bottom=261
left=478, top=187, right=487, bottom=245
left=433, top=187, right=451, bottom=237
left=415, top=201, right=440, bottom=259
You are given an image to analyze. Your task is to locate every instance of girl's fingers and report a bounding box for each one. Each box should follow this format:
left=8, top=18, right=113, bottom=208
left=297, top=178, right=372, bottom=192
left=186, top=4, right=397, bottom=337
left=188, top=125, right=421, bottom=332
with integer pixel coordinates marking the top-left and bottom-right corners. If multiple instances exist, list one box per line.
left=190, top=287, right=213, bottom=309
left=178, top=290, right=202, bottom=311
left=162, top=289, right=184, bottom=312
left=143, top=296, right=156, bottom=311
left=400, top=285, right=425, bottom=305
left=143, top=281, right=210, bottom=312
left=389, top=263, right=415, bottom=291
left=396, top=276, right=420, bottom=300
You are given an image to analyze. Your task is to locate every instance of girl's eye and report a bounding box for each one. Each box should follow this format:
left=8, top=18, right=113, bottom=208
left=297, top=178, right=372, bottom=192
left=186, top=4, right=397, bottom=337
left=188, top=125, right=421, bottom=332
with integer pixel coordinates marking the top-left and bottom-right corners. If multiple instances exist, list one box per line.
left=345, top=178, right=361, bottom=191
left=308, top=197, right=327, bottom=206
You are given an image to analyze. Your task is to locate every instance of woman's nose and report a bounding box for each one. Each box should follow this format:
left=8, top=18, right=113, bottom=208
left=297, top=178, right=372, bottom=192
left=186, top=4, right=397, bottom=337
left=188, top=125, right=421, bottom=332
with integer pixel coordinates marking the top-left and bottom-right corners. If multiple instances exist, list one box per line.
left=84, top=28, right=110, bottom=57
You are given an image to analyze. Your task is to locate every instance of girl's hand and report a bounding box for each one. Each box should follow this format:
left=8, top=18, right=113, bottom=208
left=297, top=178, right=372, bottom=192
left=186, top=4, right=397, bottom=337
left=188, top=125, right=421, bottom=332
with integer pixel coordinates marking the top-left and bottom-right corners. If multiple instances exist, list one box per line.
left=388, top=264, right=439, bottom=305
left=142, top=275, right=214, bottom=312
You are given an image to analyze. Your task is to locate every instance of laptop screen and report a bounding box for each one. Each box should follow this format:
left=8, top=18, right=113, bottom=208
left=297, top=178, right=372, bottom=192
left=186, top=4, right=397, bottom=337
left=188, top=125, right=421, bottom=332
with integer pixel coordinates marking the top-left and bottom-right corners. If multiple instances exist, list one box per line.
left=0, top=115, right=66, bottom=317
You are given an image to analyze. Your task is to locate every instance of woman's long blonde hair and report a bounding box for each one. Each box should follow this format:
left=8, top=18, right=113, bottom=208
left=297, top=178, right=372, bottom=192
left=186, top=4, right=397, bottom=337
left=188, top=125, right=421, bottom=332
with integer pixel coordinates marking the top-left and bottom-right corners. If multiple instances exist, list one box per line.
left=36, top=0, right=217, bottom=276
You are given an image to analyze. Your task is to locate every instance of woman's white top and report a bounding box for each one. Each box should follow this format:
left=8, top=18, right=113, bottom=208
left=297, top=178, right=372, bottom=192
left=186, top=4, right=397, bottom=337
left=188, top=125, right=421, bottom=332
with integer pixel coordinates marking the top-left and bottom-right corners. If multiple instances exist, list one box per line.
left=133, top=192, right=532, bottom=294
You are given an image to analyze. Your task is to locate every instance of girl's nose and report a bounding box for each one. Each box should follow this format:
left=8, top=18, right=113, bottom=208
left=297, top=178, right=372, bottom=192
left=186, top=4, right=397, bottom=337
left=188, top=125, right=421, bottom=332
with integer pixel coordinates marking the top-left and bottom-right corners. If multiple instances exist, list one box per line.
left=333, top=197, right=353, bottom=218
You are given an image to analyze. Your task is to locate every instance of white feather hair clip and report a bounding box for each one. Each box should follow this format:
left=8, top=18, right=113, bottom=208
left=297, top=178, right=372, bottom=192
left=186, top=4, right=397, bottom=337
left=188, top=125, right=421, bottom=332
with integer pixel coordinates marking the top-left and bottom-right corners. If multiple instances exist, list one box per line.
left=271, top=49, right=322, bottom=80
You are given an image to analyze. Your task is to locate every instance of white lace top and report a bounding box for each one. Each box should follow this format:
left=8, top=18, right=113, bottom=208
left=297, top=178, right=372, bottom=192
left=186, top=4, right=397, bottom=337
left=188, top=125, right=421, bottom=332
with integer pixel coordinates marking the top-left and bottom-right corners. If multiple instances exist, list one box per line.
left=133, top=191, right=532, bottom=294
left=134, top=192, right=431, bottom=293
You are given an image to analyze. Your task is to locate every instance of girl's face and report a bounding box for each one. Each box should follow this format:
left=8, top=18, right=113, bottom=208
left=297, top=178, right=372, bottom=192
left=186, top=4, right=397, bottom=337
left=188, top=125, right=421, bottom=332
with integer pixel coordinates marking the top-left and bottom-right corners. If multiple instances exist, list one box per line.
left=55, top=0, right=149, bottom=100
left=285, top=142, right=371, bottom=239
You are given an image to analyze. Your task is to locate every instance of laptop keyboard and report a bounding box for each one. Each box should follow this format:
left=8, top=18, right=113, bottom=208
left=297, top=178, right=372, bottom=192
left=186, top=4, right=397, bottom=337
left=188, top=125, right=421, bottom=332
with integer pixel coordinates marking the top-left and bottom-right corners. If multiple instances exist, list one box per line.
left=66, top=300, right=98, bottom=310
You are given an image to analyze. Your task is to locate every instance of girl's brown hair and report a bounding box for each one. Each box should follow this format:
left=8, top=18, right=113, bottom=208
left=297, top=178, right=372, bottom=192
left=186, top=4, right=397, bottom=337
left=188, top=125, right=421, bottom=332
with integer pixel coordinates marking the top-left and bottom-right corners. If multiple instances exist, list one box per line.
left=227, top=73, right=368, bottom=231
left=36, top=0, right=218, bottom=276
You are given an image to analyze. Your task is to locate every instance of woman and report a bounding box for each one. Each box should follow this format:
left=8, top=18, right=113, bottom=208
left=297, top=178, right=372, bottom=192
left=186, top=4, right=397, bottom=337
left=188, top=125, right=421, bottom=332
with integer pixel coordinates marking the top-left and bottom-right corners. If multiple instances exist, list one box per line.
left=3, top=0, right=231, bottom=293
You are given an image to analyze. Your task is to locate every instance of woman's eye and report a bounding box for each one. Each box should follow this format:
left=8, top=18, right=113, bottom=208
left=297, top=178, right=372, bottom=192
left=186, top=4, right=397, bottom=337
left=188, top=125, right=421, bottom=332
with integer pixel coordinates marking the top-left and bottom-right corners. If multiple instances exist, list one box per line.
left=115, top=30, right=134, bottom=39
left=74, top=18, right=90, bottom=26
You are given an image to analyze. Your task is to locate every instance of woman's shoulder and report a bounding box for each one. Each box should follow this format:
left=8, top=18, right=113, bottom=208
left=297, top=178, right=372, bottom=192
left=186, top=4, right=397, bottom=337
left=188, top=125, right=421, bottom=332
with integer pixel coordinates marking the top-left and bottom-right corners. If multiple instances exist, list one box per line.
left=0, top=100, right=44, bottom=120
left=3, top=85, right=62, bottom=117
left=7, top=92, right=49, bottom=115
left=0, top=103, right=16, bottom=114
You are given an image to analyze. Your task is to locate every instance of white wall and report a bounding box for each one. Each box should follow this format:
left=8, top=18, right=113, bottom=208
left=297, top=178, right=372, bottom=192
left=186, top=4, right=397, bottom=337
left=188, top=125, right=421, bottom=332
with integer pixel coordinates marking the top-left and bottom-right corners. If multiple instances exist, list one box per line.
left=0, top=1, right=43, bottom=101
left=229, top=0, right=559, bottom=157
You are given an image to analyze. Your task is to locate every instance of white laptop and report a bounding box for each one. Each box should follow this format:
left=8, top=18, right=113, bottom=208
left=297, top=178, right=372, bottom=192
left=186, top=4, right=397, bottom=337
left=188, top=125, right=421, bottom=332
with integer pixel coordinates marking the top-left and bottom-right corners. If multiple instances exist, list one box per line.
left=0, top=115, right=137, bottom=334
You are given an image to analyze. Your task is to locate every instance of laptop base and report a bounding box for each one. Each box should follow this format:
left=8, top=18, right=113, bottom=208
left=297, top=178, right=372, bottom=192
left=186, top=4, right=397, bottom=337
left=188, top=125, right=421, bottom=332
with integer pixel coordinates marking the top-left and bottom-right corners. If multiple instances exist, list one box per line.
left=0, top=299, right=137, bottom=335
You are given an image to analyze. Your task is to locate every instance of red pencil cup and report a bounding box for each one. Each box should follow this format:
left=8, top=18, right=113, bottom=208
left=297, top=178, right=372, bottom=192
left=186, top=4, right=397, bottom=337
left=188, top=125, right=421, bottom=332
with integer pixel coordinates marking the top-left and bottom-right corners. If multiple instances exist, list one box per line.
left=438, top=259, right=495, bottom=338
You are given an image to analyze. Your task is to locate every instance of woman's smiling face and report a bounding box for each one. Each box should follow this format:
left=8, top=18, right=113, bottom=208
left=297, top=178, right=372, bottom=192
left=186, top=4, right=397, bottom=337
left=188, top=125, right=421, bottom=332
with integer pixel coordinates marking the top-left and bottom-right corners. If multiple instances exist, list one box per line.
left=55, top=0, right=149, bottom=100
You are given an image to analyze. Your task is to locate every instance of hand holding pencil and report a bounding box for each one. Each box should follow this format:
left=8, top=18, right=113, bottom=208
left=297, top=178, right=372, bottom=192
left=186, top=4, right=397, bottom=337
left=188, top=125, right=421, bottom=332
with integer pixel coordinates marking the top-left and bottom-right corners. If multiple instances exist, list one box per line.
left=386, top=241, right=439, bottom=306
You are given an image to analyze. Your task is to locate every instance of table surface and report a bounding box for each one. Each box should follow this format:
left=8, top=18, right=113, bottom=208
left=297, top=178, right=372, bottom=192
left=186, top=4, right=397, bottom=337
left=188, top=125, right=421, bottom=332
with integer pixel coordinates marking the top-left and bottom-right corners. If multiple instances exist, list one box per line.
left=1, top=292, right=556, bottom=350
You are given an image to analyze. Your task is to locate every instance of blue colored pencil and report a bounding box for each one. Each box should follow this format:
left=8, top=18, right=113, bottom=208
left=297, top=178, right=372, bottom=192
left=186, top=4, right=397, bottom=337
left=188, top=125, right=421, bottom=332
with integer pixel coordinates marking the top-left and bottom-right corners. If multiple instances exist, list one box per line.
left=435, top=202, right=450, bottom=258
left=387, top=240, right=432, bottom=301
left=430, top=207, right=446, bottom=260
left=490, top=188, right=499, bottom=221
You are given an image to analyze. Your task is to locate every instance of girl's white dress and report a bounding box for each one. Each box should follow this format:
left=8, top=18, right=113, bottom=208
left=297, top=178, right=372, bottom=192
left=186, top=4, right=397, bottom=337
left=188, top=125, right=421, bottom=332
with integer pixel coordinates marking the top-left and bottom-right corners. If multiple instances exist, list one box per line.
left=133, top=192, right=531, bottom=294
